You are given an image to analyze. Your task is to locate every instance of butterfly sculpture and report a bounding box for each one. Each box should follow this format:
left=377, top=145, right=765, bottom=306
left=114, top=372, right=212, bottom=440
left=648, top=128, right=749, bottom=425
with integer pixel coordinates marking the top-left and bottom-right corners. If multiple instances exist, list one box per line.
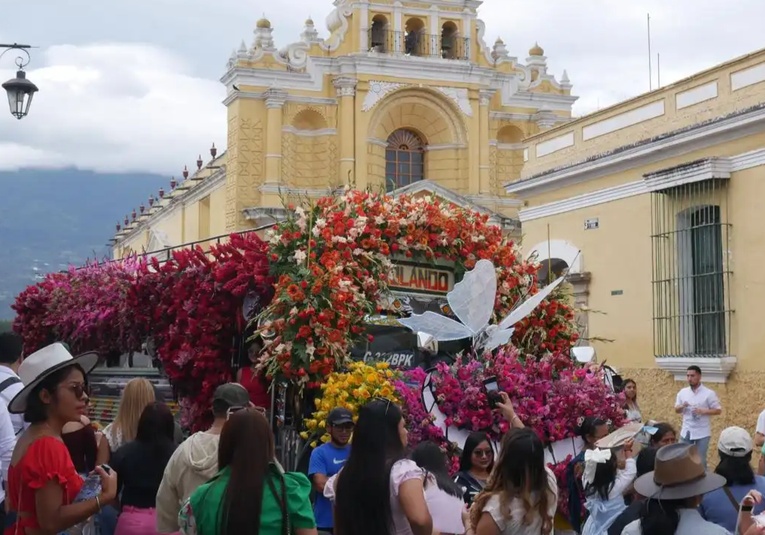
left=398, top=259, right=565, bottom=354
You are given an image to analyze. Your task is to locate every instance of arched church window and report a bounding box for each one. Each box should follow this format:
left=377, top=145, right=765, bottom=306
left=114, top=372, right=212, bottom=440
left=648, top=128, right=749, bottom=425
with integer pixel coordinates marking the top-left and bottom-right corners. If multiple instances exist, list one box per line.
left=385, top=129, right=425, bottom=192
left=370, top=15, right=389, bottom=52
left=441, top=22, right=458, bottom=59
left=405, top=18, right=425, bottom=56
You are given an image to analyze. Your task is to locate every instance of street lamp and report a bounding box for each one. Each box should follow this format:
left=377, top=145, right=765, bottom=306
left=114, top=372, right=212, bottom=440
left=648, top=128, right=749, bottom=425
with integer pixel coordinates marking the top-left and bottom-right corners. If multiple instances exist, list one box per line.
left=1, top=43, right=38, bottom=120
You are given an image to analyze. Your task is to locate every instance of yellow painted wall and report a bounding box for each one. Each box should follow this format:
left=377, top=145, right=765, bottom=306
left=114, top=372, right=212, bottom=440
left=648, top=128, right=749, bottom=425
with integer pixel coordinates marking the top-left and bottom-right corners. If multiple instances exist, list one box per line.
left=522, top=50, right=765, bottom=178
left=523, top=194, right=654, bottom=368
left=209, top=187, right=227, bottom=237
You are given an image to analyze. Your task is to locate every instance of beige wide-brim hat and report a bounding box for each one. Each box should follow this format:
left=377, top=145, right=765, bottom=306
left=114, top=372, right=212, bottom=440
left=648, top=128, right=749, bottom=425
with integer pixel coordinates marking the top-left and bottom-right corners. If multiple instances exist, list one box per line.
left=634, top=442, right=726, bottom=500
left=595, top=422, right=644, bottom=449
left=9, top=343, right=100, bottom=414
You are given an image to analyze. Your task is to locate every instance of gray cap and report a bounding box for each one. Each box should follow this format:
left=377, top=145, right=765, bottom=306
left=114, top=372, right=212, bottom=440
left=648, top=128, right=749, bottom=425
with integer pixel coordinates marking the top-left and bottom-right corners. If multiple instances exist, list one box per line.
left=213, top=382, right=250, bottom=408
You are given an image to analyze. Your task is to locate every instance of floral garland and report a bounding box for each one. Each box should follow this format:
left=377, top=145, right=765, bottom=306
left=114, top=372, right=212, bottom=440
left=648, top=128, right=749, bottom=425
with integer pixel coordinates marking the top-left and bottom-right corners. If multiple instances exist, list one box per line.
left=129, top=233, right=273, bottom=429
left=12, top=233, right=273, bottom=430
left=258, top=189, right=578, bottom=385
left=13, top=261, right=143, bottom=356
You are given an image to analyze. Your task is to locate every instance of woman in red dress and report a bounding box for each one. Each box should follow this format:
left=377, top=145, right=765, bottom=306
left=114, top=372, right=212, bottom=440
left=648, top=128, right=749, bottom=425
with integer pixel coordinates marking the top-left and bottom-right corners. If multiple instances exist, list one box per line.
left=5, top=343, right=118, bottom=534
left=235, top=338, right=271, bottom=410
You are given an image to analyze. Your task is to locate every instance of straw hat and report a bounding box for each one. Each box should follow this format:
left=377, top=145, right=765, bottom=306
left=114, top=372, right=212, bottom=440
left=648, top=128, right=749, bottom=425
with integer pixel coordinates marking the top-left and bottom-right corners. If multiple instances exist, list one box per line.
left=9, top=343, right=99, bottom=414
left=595, top=422, right=644, bottom=449
left=633, top=443, right=726, bottom=500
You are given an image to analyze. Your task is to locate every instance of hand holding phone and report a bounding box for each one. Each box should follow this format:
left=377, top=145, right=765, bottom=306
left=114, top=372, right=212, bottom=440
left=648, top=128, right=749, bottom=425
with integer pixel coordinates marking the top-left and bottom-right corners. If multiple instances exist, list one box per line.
left=483, top=376, right=501, bottom=409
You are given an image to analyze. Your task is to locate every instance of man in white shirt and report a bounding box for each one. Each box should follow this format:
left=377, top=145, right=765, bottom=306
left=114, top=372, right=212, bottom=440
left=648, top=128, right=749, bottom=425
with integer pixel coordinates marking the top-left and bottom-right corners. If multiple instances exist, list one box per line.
left=0, top=333, right=25, bottom=435
left=674, top=365, right=722, bottom=468
left=755, top=409, right=765, bottom=448
left=0, top=334, right=22, bottom=529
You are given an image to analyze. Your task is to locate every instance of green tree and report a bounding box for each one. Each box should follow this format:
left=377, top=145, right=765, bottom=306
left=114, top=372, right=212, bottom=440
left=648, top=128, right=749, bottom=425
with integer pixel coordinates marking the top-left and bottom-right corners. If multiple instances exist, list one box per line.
left=0, top=320, right=13, bottom=333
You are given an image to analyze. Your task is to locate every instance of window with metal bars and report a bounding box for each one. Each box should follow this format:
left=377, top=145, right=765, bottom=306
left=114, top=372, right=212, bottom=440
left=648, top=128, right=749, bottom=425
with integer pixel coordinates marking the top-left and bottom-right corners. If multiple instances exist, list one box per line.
left=650, top=178, right=732, bottom=358
left=385, top=129, right=425, bottom=192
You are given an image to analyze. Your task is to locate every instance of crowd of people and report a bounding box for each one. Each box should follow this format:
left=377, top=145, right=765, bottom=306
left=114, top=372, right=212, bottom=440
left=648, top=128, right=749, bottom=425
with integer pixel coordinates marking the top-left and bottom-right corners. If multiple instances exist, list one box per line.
left=3, top=331, right=765, bottom=535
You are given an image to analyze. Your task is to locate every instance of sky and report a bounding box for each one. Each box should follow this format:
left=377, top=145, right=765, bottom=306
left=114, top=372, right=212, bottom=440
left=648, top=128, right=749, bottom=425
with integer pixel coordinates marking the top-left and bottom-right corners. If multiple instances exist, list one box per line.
left=1, top=0, right=763, bottom=176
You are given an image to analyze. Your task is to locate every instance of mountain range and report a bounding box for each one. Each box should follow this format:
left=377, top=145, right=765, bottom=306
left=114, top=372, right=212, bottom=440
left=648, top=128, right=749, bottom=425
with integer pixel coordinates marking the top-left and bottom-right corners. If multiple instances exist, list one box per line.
left=0, top=168, right=166, bottom=319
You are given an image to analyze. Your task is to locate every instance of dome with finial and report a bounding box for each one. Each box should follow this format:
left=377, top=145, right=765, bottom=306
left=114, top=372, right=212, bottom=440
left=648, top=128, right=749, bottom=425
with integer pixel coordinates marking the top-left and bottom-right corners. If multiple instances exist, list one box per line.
left=305, top=16, right=314, bottom=26
left=257, top=16, right=271, bottom=29
left=529, top=42, right=544, bottom=56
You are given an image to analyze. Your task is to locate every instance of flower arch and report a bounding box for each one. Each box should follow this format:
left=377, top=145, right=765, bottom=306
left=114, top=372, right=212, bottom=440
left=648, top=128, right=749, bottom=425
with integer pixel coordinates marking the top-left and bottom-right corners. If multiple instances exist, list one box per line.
left=256, top=188, right=578, bottom=384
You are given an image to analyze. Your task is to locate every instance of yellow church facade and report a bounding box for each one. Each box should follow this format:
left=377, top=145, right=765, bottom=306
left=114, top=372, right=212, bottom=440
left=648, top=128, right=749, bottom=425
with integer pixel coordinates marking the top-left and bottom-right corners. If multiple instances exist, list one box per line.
left=112, top=0, right=576, bottom=257
left=509, top=49, right=765, bottom=443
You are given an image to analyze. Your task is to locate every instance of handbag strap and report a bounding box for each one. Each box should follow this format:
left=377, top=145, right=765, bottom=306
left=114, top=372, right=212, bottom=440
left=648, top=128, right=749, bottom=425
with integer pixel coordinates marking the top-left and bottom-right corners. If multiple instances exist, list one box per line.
left=267, top=472, right=291, bottom=535
left=723, top=486, right=740, bottom=511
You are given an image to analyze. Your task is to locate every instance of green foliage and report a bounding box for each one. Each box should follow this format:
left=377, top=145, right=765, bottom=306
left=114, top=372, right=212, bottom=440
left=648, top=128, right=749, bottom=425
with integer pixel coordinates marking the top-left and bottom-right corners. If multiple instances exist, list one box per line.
left=0, top=320, right=12, bottom=333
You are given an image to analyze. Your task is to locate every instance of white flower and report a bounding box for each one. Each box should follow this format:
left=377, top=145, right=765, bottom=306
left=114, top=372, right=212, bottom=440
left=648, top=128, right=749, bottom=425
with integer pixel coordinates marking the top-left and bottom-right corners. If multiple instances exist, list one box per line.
left=294, top=250, right=307, bottom=264
left=289, top=307, right=298, bottom=315
left=315, top=218, right=327, bottom=229
left=375, top=215, right=386, bottom=225
left=306, top=344, right=315, bottom=357
left=295, top=206, right=306, bottom=217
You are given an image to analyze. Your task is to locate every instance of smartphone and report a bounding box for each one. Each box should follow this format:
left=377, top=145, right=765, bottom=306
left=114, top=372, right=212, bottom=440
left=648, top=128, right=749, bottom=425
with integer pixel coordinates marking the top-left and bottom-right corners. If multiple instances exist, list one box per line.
left=483, top=376, right=501, bottom=409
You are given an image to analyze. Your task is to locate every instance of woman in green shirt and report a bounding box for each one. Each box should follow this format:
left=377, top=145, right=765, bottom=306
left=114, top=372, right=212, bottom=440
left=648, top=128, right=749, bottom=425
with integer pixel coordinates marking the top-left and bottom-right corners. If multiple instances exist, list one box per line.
left=179, top=408, right=317, bottom=535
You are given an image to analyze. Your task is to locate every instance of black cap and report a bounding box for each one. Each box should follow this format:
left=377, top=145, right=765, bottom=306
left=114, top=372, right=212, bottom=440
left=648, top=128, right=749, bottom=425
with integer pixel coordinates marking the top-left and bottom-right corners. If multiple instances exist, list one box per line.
left=327, top=407, right=353, bottom=426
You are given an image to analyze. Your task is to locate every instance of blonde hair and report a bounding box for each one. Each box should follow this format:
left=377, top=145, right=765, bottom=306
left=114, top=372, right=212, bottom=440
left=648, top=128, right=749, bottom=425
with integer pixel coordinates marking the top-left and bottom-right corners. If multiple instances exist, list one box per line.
left=112, top=378, right=155, bottom=443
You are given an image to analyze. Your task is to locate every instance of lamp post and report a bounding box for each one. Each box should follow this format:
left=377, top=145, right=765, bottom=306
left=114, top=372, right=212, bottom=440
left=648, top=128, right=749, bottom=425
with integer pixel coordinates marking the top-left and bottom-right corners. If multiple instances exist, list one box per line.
left=1, top=43, right=38, bottom=120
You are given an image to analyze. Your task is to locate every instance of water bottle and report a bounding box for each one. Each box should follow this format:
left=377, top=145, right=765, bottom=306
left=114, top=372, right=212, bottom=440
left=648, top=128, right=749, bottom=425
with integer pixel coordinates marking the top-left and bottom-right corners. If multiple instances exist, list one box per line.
left=74, top=464, right=109, bottom=502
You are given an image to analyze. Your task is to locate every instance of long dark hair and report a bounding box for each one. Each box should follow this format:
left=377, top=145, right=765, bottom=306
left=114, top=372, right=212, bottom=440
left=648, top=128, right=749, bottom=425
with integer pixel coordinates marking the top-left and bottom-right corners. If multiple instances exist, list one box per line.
left=470, top=428, right=554, bottom=534
left=459, top=432, right=494, bottom=473
left=716, top=451, right=755, bottom=486
left=639, top=498, right=689, bottom=535
left=575, top=417, right=607, bottom=450
left=216, top=409, right=282, bottom=535
left=622, top=379, right=637, bottom=405
left=24, top=364, right=86, bottom=424
left=335, top=399, right=407, bottom=535
left=411, top=441, right=462, bottom=498
left=584, top=451, right=618, bottom=500
left=649, top=422, right=676, bottom=447
left=135, top=402, right=176, bottom=458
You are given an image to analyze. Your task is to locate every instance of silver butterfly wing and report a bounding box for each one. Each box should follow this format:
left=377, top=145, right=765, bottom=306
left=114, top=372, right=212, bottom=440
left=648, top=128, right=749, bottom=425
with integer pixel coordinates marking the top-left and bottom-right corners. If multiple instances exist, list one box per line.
left=498, top=276, right=565, bottom=331
left=447, top=259, right=496, bottom=335
left=398, top=312, right=474, bottom=341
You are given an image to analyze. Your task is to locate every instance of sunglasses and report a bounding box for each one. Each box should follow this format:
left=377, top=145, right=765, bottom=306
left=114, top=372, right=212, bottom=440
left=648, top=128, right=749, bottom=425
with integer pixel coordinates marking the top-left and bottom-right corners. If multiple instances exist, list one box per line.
left=473, top=449, right=493, bottom=458
left=373, top=397, right=394, bottom=415
left=331, top=423, right=354, bottom=431
left=62, top=383, right=90, bottom=400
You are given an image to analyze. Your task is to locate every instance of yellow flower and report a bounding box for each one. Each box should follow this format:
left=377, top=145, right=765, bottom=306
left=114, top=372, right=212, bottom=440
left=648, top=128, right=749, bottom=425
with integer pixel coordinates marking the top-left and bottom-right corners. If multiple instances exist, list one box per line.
left=304, top=362, right=403, bottom=444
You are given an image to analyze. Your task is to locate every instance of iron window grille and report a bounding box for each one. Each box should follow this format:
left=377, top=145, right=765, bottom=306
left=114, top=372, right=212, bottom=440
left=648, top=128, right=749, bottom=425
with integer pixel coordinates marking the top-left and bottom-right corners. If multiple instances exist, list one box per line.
left=385, top=129, right=425, bottom=192
left=650, top=178, right=733, bottom=358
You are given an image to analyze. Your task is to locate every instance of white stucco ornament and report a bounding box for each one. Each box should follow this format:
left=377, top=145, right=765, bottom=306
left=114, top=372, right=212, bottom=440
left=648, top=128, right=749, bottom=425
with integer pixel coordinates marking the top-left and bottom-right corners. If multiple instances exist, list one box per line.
left=435, top=87, right=473, bottom=117
left=362, top=81, right=405, bottom=112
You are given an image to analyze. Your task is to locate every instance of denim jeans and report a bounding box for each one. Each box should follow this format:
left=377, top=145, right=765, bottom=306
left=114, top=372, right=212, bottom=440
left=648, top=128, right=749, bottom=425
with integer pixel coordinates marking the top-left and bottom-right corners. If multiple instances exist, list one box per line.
left=682, top=433, right=711, bottom=469
left=96, top=504, right=120, bottom=535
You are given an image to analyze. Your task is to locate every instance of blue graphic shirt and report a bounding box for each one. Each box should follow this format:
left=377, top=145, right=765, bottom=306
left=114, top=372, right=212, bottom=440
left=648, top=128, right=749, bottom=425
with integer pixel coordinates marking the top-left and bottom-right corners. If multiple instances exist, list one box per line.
left=308, top=442, right=350, bottom=529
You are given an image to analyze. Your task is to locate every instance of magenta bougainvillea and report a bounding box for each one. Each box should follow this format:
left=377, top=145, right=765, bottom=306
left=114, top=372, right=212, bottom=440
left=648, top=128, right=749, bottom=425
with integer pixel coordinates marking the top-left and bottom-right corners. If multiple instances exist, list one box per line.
left=12, top=233, right=273, bottom=429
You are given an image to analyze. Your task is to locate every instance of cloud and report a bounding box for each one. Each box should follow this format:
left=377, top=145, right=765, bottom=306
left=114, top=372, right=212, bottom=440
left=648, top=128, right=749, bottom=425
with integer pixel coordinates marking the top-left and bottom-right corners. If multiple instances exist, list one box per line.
left=0, top=43, right=226, bottom=175
left=1, top=0, right=763, bottom=174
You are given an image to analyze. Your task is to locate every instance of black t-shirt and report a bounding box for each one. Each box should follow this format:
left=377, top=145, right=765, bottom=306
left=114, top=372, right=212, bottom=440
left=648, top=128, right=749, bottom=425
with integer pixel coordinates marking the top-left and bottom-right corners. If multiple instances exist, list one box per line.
left=111, top=439, right=176, bottom=508
left=608, top=499, right=643, bottom=535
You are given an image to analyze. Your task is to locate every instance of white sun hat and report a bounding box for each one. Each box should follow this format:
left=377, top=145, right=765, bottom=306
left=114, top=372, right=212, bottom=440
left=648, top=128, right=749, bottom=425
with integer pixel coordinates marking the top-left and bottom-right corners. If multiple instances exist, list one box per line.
left=9, top=342, right=100, bottom=414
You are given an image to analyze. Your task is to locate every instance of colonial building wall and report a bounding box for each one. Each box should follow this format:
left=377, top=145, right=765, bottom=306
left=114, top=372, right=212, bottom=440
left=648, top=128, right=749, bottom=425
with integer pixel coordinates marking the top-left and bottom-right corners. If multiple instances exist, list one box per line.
left=511, top=49, right=765, bottom=441
left=209, top=187, right=228, bottom=237
left=521, top=50, right=765, bottom=179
